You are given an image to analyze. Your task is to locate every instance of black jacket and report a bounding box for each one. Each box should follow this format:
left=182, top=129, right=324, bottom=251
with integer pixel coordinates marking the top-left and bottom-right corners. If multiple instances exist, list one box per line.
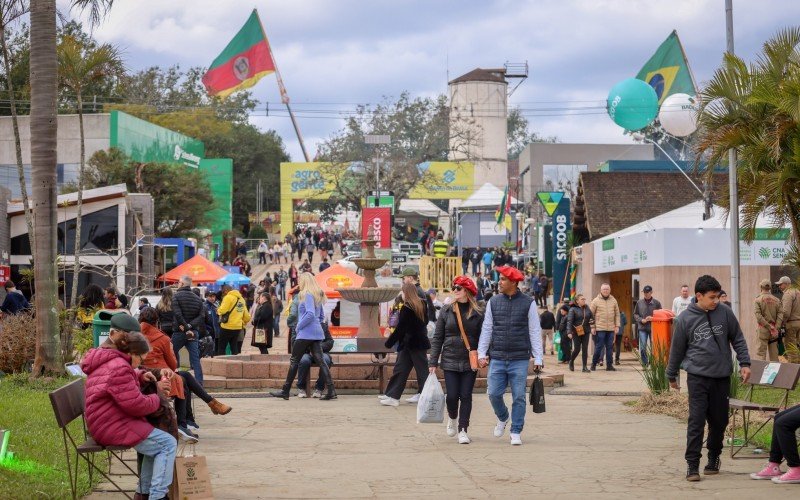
left=414, top=283, right=437, bottom=323
left=429, top=302, right=483, bottom=372
left=539, top=310, right=556, bottom=330
left=385, top=304, right=431, bottom=351
left=252, top=302, right=273, bottom=329
left=566, top=305, right=593, bottom=335
left=172, top=286, right=207, bottom=335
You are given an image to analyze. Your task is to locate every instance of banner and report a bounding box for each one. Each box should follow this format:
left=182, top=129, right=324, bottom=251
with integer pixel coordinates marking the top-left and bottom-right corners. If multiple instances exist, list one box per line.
left=361, top=207, right=391, bottom=250
left=551, top=198, right=571, bottom=302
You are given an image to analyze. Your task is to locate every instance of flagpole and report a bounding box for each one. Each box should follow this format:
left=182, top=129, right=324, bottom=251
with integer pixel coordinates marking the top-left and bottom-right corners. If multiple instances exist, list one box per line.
left=673, top=29, right=699, bottom=94
left=255, top=10, right=311, bottom=162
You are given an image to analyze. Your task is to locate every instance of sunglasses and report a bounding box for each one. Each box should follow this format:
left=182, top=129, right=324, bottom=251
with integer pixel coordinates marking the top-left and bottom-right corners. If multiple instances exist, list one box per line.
left=452, top=285, right=463, bottom=291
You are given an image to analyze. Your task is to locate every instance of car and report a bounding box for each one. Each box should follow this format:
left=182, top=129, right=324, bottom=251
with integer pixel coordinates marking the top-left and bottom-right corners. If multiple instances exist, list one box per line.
left=337, top=255, right=361, bottom=272
left=345, top=242, right=362, bottom=257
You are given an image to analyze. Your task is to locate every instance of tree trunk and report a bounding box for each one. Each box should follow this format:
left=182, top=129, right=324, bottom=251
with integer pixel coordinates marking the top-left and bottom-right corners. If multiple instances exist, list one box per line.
left=69, top=91, right=85, bottom=309
left=30, top=1, right=61, bottom=376
left=0, top=24, right=34, bottom=251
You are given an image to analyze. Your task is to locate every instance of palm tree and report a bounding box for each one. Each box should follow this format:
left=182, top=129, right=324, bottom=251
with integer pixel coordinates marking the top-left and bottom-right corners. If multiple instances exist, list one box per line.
left=695, top=27, right=800, bottom=246
left=58, top=35, right=124, bottom=308
left=0, top=1, right=33, bottom=249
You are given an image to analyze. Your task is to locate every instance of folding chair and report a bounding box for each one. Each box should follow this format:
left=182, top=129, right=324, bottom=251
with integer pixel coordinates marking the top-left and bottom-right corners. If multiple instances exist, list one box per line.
left=728, top=359, right=800, bottom=459
left=49, top=379, right=139, bottom=499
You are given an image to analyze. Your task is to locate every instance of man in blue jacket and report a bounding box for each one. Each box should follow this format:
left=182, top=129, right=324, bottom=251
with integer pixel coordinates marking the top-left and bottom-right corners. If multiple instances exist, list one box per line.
left=666, top=275, right=751, bottom=482
left=0, top=281, right=30, bottom=315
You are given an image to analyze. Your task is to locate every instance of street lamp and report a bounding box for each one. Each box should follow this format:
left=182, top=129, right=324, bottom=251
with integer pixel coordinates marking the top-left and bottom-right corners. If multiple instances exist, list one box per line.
left=364, top=134, right=391, bottom=207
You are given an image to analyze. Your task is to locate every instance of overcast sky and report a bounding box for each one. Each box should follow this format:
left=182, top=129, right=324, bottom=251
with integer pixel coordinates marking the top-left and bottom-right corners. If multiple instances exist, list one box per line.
left=61, top=0, right=800, bottom=161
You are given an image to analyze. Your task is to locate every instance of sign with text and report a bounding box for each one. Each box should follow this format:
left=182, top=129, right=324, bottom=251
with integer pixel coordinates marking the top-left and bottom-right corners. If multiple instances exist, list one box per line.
left=361, top=207, right=391, bottom=249
left=551, top=198, right=571, bottom=301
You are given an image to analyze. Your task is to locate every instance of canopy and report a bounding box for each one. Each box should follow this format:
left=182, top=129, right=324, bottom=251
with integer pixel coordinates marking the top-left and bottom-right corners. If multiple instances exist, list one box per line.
left=216, top=273, right=251, bottom=286
left=159, top=254, right=229, bottom=283
left=458, top=183, right=520, bottom=209
left=315, top=264, right=364, bottom=298
left=397, top=199, right=446, bottom=218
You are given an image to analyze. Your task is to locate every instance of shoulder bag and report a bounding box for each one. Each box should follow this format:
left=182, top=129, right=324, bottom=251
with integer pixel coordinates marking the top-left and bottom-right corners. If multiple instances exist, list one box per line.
left=453, top=303, right=479, bottom=371
left=574, top=307, right=586, bottom=336
left=220, top=298, right=240, bottom=324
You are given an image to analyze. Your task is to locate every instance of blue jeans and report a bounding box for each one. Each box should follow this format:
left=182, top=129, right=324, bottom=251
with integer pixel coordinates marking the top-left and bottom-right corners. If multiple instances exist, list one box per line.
left=639, top=330, right=651, bottom=365
left=592, top=331, right=614, bottom=367
left=172, top=330, right=203, bottom=385
left=134, top=428, right=177, bottom=497
left=487, top=359, right=529, bottom=434
left=273, top=317, right=281, bottom=337
left=297, top=353, right=332, bottom=391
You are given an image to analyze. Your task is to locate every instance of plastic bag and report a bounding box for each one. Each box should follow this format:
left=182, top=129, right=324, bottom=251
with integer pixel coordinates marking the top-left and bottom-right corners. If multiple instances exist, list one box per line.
left=416, top=375, right=445, bottom=423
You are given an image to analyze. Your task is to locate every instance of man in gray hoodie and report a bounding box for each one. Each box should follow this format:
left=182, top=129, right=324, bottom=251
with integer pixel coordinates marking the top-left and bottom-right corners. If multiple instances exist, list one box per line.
left=666, top=275, right=751, bottom=482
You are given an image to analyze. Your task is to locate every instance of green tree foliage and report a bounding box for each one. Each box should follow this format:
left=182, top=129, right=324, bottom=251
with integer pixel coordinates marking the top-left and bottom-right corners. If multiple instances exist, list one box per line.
left=695, top=26, right=800, bottom=245
left=82, top=148, right=214, bottom=237
left=506, top=106, right=557, bottom=159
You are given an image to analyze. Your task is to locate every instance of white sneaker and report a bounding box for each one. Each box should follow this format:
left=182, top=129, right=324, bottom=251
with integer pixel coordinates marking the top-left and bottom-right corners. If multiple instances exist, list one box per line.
left=493, top=418, right=508, bottom=438
left=405, top=393, right=421, bottom=404
left=380, top=397, right=399, bottom=407
left=458, top=430, right=471, bottom=444
left=446, top=418, right=457, bottom=437
left=510, top=433, right=522, bottom=446
left=311, top=389, right=322, bottom=398
left=377, top=394, right=389, bottom=400
left=296, top=389, right=307, bottom=398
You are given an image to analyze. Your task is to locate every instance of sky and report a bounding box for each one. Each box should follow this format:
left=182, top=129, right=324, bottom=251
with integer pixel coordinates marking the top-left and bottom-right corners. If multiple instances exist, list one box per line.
left=60, top=0, right=800, bottom=161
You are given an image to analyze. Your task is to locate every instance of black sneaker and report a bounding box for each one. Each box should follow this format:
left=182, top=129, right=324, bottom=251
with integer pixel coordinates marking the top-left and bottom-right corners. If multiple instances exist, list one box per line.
left=606, top=366, right=617, bottom=371
left=704, top=455, right=720, bottom=475
left=590, top=364, right=597, bottom=371
left=269, top=390, right=290, bottom=400
left=687, top=462, right=701, bottom=482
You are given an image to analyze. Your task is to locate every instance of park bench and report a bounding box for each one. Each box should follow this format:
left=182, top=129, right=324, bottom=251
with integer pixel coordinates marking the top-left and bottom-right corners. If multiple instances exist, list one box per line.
left=303, top=338, right=393, bottom=394
left=728, top=359, right=800, bottom=459
left=49, top=378, right=139, bottom=499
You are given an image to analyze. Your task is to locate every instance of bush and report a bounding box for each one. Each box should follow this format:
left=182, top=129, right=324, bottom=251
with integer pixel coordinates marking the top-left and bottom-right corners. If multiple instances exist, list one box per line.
left=249, top=224, right=267, bottom=239
left=0, top=313, right=36, bottom=373
left=633, top=344, right=670, bottom=395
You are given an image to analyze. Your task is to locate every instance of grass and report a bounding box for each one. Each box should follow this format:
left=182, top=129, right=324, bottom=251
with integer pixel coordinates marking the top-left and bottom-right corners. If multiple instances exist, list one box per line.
left=0, top=374, right=97, bottom=499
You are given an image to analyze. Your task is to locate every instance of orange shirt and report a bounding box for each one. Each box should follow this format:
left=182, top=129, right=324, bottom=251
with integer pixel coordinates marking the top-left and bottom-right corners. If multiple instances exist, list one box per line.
left=140, top=322, right=185, bottom=399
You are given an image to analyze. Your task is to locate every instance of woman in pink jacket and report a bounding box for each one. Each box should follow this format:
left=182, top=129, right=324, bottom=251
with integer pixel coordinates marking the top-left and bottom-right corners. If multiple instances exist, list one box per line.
left=81, top=314, right=177, bottom=500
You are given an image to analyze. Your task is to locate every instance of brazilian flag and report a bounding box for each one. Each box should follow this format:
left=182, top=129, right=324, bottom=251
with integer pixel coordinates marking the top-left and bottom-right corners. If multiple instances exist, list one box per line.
left=636, top=30, right=696, bottom=104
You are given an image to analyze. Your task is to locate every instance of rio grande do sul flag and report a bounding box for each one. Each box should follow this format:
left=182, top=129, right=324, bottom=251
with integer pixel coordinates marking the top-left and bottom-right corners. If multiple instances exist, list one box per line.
left=202, top=10, right=275, bottom=98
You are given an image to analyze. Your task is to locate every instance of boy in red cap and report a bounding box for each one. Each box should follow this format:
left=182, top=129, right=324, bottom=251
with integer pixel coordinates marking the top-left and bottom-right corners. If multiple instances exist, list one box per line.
left=478, top=265, right=543, bottom=446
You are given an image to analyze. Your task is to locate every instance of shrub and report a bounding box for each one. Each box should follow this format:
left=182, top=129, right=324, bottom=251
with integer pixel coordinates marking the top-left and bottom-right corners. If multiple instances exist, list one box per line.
left=0, top=313, right=36, bottom=373
left=249, top=225, right=268, bottom=239
left=633, top=344, right=670, bottom=395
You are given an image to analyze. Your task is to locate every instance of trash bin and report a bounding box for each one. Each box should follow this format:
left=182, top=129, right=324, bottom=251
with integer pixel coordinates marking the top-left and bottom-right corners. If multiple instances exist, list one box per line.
left=92, top=309, right=128, bottom=347
left=651, top=309, right=675, bottom=363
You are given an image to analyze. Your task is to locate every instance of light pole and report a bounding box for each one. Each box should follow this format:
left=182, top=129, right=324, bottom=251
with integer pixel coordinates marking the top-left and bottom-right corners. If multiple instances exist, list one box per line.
left=364, top=134, right=391, bottom=207
left=726, top=0, right=741, bottom=318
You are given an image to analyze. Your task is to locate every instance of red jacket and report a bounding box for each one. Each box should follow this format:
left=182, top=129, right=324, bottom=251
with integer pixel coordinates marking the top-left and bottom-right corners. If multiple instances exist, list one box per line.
left=81, top=348, right=160, bottom=447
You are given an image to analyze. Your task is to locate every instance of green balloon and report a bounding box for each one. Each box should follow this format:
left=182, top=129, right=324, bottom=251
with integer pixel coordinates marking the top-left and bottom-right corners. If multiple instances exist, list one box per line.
left=607, top=78, right=659, bottom=131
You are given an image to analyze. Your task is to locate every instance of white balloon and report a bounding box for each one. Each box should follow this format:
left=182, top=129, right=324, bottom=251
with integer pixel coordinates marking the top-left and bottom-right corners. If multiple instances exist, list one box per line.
left=658, top=93, right=699, bottom=137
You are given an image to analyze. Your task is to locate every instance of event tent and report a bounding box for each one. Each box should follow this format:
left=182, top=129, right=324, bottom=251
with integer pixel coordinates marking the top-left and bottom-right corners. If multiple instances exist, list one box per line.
left=458, top=183, right=520, bottom=209
left=159, top=254, right=229, bottom=283
left=314, top=264, right=364, bottom=298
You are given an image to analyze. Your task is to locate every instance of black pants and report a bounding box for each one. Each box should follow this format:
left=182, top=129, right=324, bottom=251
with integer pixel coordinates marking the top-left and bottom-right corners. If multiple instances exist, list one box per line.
left=307, top=251, right=314, bottom=263
left=217, top=328, right=241, bottom=355
left=770, top=404, right=800, bottom=467
left=281, top=339, right=333, bottom=392
left=385, top=348, right=429, bottom=400
left=614, top=335, right=622, bottom=362
left=560, top=331, right=571, bottom=361
left=258, top=252, right=266, bottom=264
left=444, top=370, right=477, bottom=431
left=686, top=374, right=730, bottom=463
left=569, top=333, right=590, bottom=367
left=174, top=371, right=213, bottom=426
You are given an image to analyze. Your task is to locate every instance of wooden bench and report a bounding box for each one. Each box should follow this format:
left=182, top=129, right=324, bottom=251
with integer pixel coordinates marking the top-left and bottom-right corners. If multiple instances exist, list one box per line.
left=728, top=359, right=800, bottom=459
left=304, top=338, right=393, bottom=394
left=49, top=379, right=139, bottom=499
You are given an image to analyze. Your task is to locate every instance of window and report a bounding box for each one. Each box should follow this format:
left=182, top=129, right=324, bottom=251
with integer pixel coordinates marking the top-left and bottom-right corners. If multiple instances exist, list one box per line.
left=11, top=206, right=120, bottom=256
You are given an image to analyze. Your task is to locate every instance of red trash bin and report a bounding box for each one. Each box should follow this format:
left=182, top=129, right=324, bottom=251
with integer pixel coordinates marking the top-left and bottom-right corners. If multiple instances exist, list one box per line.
left=651, top=309, right=675, bottom=363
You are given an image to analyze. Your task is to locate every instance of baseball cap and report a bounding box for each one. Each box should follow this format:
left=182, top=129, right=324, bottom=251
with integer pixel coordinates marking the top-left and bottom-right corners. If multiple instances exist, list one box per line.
left=110, top=313, right=141, bottom=333
left=401, top=267, right=418, bottom=277
left=759, top=279, right=771, bottom=288
left=776, top=276, right=792, bottom=285
left=642, top=285, right=653, bottom=293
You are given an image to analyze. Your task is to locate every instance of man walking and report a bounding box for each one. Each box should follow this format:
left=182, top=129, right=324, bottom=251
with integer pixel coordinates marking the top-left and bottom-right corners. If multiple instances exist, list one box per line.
left=672, top=285, right=692, bottom=316
left=478, top=265, right=543, bottom=446
left=538, top=274, right=549, bottom=308
left=775, top=276, right=800, bottom=361
left=0, top=280, right=30, bottom=316
left=276, top=267, right=289, bottom=301
left=590, top=283, right=620, bottom=371
left=432, top=233, right=449, bottom=258
left=754, top=279, right=783, bottom=361
left=172, top=275, right=207, bottom=385
left=539, top=306, right=556, bottom=356
left=666, top=275, right=751, bottom=481
left=257, top=240, right=268, bottom=265
left=634, top=285, right=662, bottom=365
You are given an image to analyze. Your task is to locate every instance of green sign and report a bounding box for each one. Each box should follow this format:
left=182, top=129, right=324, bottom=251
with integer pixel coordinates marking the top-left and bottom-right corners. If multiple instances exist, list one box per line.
left=366, top=195, right=395, bottom=214
left=110, top=111, right=205, bottom=168
left=199, top=158, right=233, bottom=247
left=602, top=239, right=615, bottom=251
left=739, top=228, right=790, bottom=241
left=537, top=191, right=564, bottom=216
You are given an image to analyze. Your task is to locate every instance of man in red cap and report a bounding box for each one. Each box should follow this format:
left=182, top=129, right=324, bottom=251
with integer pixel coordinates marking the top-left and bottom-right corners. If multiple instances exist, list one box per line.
left=477, top=265, right=543, bottom=446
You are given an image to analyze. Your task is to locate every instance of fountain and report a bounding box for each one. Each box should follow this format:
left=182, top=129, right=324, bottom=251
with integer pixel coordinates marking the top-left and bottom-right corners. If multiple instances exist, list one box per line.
left=336, top=226, right=399, bottom=352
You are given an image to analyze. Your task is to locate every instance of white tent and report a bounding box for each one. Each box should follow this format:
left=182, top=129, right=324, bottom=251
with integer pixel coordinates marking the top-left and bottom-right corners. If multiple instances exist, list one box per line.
left=458, top=183, right=520, bottom=209
left=397, top=199, right=446, bottom=218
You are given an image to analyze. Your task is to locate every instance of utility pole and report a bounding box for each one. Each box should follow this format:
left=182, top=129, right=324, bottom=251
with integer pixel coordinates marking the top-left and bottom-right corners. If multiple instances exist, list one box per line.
left=726, top=0, right=741, bottom=318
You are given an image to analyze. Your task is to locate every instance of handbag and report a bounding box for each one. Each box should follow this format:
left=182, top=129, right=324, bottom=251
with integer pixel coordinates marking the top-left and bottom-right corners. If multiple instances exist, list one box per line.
left=453, top=303, right=479, bottom=371
left=254, top=328, right=267, bottom=344
left=530, top=375, right=546, bottom=413
left=575, top=324, right=585, bottom=336
left=220, top=298, right=240, bottom=324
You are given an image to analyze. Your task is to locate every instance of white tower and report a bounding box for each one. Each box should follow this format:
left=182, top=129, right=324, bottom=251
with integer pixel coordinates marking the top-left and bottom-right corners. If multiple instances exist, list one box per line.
left=448, top=68, right=509, bottom=190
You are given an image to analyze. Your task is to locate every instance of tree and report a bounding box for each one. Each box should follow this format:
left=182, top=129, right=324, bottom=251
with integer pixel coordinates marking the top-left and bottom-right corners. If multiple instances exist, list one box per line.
left=0, top=1, right=33, bottom=251
left=81, top=148, right=215, bottom=237
left=315, top=92, right=463, bottom=208
left=695, top=27, right=800, bottom=246
left=58, top=34, right=124, bottom=308
left=506, top=106, right=557, bottom=159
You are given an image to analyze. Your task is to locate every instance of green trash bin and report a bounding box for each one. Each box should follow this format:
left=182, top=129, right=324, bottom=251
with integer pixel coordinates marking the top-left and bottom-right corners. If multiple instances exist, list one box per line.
left=92, top=310, right=129, bottom=347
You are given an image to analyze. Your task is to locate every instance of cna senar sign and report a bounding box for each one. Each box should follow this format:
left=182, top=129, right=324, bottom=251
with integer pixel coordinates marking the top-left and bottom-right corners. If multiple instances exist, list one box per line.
left=361, top=208, right=391, bottom=249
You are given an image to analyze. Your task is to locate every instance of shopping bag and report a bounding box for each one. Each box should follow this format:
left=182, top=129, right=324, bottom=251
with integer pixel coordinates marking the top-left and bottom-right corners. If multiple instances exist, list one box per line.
left=530, top=376, right=546, bottom=414
left=416, top=375, right=445, bottom=423
left=173, top=455, right=214, bottom=499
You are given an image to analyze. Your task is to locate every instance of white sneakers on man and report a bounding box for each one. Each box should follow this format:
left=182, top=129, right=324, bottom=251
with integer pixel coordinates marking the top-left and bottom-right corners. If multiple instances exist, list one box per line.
left=446, top=418, right=457, bottom=437
left=493, top=418, right=508, bottom=438
left=510, top=433, right=522, bottom=446
left=296, top=389, right=307, bottom=398
left=405, top=393, right=420, bottom=404
left=379, top=397, right=399, bottom=407
left=458, top=430, right=471, bottom=444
